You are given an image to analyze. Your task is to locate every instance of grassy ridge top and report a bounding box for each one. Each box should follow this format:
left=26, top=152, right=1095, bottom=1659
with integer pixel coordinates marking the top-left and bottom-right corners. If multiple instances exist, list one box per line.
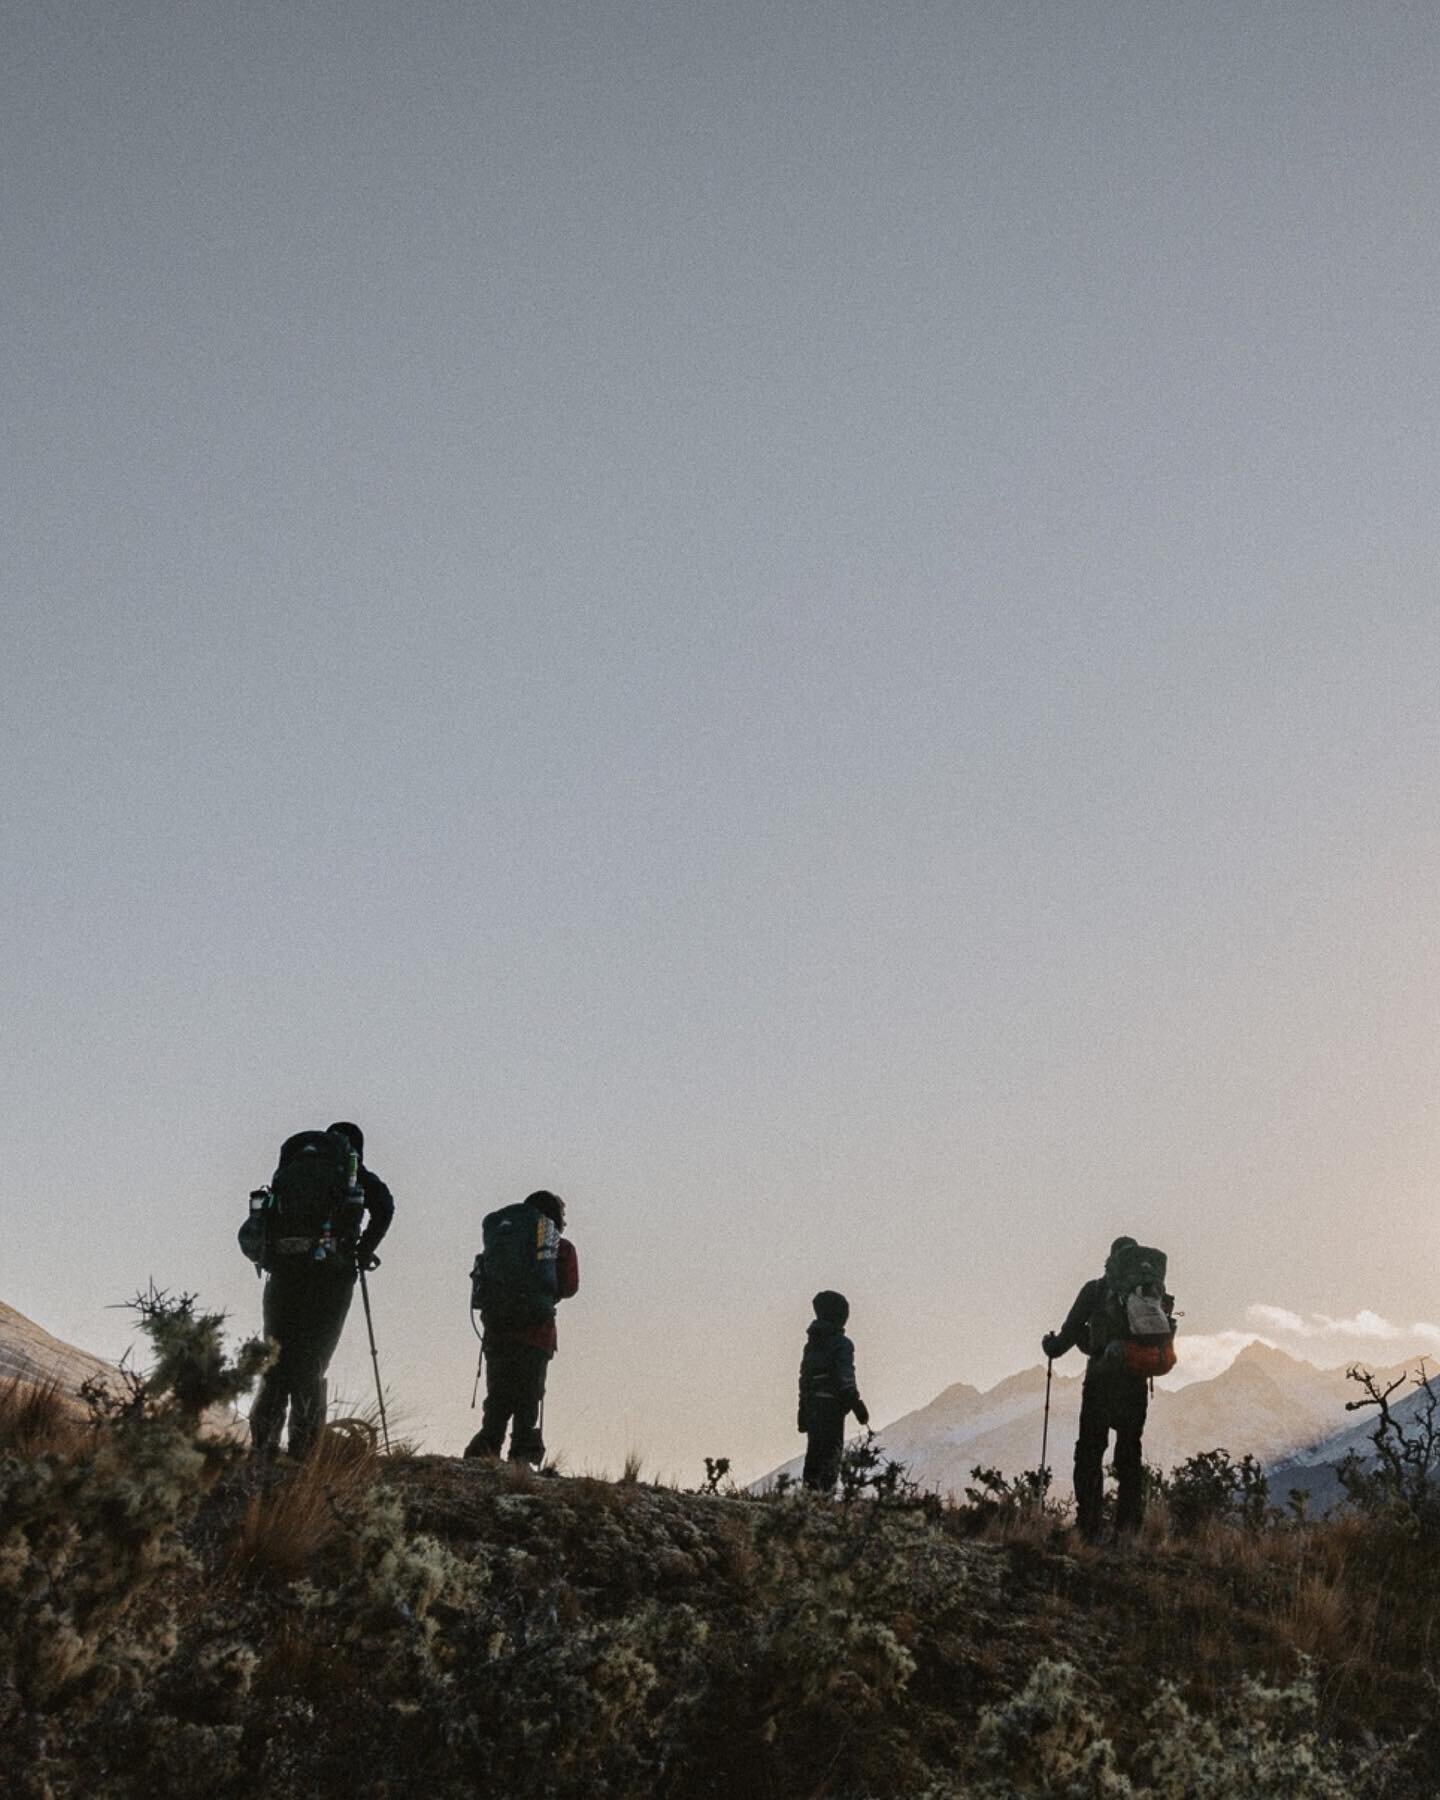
left=3, top=1302, right=1438, bottom=1797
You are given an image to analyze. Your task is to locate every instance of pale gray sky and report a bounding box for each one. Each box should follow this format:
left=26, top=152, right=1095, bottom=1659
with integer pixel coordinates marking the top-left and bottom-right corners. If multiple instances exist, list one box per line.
left=5, top=1, right=1439, bottom=1480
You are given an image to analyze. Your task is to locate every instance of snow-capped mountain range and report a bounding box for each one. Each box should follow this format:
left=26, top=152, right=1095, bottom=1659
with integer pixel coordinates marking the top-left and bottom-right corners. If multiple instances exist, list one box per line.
left=1268, top=1367, right=1440, bottom=1511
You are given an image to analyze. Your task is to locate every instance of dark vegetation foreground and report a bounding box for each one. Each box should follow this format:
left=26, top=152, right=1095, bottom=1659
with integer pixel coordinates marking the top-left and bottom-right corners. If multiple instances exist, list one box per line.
left=3, top=1303, right=1438, bottom=1798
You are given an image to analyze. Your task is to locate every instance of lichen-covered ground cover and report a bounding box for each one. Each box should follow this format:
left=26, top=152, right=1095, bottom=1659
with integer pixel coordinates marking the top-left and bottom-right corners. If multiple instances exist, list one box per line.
left=4, top=1305, right=1437, bottom=1796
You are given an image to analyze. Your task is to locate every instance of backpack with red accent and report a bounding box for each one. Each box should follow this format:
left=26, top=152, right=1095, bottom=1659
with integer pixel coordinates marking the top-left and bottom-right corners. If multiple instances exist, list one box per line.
left=1091, top=1243, right=1177, bottom=1378
left=470, top=1201, right=560, bottom=1331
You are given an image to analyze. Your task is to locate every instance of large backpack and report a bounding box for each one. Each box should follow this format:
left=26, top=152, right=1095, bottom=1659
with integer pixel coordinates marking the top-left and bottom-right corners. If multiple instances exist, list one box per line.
left=238, top=1130, right=357, bottom=1271
left=271, top=1130, right=354, bottom=1231
left=470, top=1201, right=559, bottom=1331
left=1090, top=1243, right=1177, bottom=1378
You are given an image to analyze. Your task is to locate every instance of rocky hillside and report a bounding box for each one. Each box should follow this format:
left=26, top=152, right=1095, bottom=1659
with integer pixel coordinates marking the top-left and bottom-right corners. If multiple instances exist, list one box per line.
left=7, top=1300, right=1439, bottom=1795
left=4, top=1292, right=1439, bottom=1800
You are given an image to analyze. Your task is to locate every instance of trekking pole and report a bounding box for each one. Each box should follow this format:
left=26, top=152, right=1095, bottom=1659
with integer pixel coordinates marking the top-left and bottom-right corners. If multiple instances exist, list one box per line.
left=1040, top=1357, right=1053, bottom=1486
left=469, top=1304, right=484, bottom=1408
left=358, top=1266, right=392, bottom=1454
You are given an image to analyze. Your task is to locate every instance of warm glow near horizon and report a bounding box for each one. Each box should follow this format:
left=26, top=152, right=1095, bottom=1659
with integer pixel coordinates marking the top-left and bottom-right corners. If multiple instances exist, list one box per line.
left=6, top=1, right=1439, bottom=1486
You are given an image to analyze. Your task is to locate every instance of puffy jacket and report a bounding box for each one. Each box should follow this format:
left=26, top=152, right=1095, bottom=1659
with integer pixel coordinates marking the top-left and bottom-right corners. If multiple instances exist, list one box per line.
left=798, top=1319, right=861, bottom=1413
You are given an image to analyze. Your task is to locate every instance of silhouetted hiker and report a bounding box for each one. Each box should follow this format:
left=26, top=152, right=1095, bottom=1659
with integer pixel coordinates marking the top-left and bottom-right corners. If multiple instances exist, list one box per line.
left=243, top=1123, right=395, bottom=1458
left=1042, top=1237, right=1176, bottom=1543
left=464, top=1190, right=578, bottom=1466
left=798, top=1290, right=869, bottom=1493
left=326, top=1122, right=395, bottom=1275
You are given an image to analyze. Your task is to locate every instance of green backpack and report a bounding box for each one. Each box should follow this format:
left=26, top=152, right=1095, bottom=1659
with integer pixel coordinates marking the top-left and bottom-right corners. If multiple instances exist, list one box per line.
left=470, top=1201, right=560, bottom=1331
left=1090, top=1244, right=1176, bottom=1376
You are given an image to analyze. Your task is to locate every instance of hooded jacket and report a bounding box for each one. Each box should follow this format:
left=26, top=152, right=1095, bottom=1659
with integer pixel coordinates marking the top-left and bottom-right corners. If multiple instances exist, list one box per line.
left=798, top=1318, right=861, bottom=1413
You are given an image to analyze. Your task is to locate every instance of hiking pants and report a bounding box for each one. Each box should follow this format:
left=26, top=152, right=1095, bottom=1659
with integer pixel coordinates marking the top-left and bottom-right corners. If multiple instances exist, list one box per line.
left=1074, top=1372, right=1148, bottom=1538
left=249, top=1262, right=355, bottom=1458
left=466, top=1342, right=550, bottom=1464
left=802, top=1399, right=848, bottom=1494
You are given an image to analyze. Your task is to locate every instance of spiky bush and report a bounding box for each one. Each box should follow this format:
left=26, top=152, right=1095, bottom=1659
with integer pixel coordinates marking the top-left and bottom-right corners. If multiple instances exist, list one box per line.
left=0, top=1291, right=267, bottom=1788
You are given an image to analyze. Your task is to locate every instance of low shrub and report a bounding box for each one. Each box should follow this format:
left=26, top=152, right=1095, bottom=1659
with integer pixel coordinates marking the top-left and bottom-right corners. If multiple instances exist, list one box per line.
left=1154, top=1448, right=1270, bottom=1536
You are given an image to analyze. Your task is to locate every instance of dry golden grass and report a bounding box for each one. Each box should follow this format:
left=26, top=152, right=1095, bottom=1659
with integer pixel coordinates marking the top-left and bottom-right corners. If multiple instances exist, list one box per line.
left=1186, top=1517, right=1282, bottom=1578
left=1277, top=1570, right=1352, bottom=1660
left=619, top=1448, right=645, bottom=1485
left=0, top=1373, right=84, bottom=1457
left=1053, top=1503, right=1440, bottom=1736
left=1306, top=1509, right=1373, bottom=1579
left=1261, top=1520, right=1387, bottom=1688
left=962, top=1501, right=1053, bottom=1549
left=227, top=1421, right=381, bottom=1583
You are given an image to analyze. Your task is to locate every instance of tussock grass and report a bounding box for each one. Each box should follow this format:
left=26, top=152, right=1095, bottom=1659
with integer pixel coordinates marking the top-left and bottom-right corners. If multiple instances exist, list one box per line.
left=0, top=1373, right=83, bottom=1458
left=227, top=1422, right=381, bottom=1583
left=619, top=1447, right=644, bottom=1485
left=1278, top=1570, right=1354, bottom=1661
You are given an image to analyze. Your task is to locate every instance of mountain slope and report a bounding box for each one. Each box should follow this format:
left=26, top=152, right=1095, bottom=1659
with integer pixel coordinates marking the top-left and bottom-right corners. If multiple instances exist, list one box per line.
left=1, top=1298, right=244, bottom=1439
left=0, top=1298, right=118, bottom=1402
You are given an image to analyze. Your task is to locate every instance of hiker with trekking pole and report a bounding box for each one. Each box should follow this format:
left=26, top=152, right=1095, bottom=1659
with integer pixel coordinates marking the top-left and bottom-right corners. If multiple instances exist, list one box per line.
left=239, top=1121, right=395, bottom=1459
left=1041, top=1237, right=1176, bottom=1544
left=464, top=1190, right=578, bottom=1466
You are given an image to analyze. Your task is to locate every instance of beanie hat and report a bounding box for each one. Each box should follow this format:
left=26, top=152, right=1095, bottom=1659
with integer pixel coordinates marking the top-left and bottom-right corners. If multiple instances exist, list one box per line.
left=812, top=1289, right=849, bottom=1326
left=328, top=1122, right=364, bottom=1159
left=525, top=1190, right=565, bottom=1227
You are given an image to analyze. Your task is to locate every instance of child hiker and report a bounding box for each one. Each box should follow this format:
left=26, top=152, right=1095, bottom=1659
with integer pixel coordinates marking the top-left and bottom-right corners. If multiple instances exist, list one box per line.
left=797, top=1289, right=869, bottom=1492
